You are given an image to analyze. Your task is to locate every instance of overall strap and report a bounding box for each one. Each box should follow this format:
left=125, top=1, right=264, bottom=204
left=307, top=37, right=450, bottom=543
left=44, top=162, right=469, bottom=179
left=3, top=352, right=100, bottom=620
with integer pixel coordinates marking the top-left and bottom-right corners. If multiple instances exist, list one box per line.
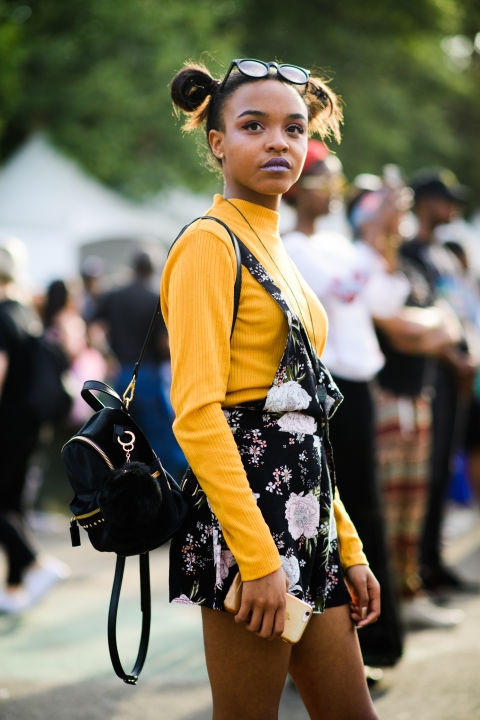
left=170, top=216, right=242, bottom=337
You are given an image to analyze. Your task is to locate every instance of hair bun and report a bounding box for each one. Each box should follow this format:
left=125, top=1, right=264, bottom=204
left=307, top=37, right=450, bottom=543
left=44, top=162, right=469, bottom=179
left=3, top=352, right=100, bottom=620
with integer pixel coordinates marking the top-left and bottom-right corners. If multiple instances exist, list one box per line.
left=310, top=84, right=329, bottom=109
left=171, top=67, right=218, bottom=112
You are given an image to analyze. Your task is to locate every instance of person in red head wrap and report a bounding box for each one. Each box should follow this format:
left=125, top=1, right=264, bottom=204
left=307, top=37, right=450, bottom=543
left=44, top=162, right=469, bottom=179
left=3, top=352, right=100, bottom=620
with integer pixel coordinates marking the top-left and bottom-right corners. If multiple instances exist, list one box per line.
left=283, top=139, right=330, bottom=204
left=283, top=144, right=407, bottom=672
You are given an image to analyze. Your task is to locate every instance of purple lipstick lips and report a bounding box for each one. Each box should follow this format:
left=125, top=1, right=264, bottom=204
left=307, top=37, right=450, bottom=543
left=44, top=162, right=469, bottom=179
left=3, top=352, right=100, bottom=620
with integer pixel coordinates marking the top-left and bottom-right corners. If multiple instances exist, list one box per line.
left=262, top=158, right=290, bottom=170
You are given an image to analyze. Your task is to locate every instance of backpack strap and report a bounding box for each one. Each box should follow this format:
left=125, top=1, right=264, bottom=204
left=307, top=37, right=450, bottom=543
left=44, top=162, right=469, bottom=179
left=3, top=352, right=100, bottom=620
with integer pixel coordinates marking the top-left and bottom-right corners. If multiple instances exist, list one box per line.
left=122, top=216, right=242, bottom=409
left=81, top=379, right=125, bottom=412
left=106, top=217, right=242, bottom=684
left=107, top=553, right=151, bottom=685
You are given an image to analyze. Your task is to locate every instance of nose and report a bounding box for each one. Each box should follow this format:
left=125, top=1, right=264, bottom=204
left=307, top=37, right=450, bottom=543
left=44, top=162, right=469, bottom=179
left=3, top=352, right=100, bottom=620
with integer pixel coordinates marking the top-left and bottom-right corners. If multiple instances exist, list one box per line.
left=267, top=128, right=288, bottom=153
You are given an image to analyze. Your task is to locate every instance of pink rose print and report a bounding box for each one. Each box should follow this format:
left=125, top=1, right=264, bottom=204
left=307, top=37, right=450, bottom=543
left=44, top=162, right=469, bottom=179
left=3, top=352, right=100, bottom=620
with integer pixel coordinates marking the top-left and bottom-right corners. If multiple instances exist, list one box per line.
left=171, top=594, right=196, bottom=605
left=285, top=491, right=319, bottom=540
left=218, top=549, right=235, bottom=583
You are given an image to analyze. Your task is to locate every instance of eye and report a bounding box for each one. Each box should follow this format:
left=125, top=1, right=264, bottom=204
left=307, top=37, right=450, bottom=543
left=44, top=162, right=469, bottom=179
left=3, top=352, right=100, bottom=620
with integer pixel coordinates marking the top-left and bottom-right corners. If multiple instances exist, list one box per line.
left=287, top=123, right=306, bottom=135
left=242, top=120, right=263, bottom=132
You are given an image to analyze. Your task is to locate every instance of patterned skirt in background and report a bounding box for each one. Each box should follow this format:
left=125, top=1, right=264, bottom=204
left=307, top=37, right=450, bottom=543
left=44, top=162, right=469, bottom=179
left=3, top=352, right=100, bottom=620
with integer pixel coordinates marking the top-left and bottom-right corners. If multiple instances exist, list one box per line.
left=374, top=388, right=432, bottom=597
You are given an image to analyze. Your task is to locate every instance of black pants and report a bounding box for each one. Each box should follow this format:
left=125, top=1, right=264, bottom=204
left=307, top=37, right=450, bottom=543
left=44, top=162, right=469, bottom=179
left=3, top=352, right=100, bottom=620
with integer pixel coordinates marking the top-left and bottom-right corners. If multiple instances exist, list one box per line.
left=420, top=363, right=458, bottom=572
left=0, top=418, right=39, bottom=585
left=330, top=376, right=403, bottom=667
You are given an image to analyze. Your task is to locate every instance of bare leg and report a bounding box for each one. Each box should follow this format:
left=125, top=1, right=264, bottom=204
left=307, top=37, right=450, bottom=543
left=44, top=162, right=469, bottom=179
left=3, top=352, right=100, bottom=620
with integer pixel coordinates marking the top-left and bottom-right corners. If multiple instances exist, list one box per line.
left=289, top=604, right=378, bottom=720
left=202, top=606, right=292, bottom=720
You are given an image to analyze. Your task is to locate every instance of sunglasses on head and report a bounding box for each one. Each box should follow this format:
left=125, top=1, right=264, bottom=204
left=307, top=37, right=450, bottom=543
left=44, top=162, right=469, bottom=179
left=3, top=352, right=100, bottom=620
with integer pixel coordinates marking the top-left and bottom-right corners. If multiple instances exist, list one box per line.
left=219, top=58, right=310, bottom=92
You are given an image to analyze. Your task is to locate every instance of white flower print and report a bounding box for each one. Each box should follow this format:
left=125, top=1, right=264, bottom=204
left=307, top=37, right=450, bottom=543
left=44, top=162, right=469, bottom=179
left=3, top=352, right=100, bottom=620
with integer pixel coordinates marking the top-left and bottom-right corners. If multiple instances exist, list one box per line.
left=264, top=381, right=311, bottom=413
left=223, top=408, right=242, bottom=432
left=280, top=553, right=301, bottom=589
left=216, top=549, right=235, bottom=585
left=285, top=491, right=320, bottom=540
left=213, top=522, right=235, bottom=586
left=319, top=520, right=330, bottom=537
left=324, top=394, right=335, bottom=416
left=277, top=412, right=317, bottom=435
left=171, top=594, right=196, bottom=605
left=266, top=480, right=281, bottom=494
left=328, top=503, right=338, bottom=542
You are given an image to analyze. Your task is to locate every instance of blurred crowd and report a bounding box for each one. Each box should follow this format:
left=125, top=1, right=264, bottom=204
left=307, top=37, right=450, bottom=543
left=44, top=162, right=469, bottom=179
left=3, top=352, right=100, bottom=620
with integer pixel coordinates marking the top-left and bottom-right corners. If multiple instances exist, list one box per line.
left=0, top=239, right=186, bottom=615
left=1, top=146, right=479, bottom=684
left=282, top=143, right=480, bottom=673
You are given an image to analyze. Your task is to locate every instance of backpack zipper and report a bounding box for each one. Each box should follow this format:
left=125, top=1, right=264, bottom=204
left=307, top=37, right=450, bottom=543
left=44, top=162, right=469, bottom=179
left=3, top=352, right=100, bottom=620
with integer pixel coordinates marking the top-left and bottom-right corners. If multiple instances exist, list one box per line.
left=67, top=435, right=114, bottom=546
left=68, top=435, right=115, bottom=470
left=70, top=508, right=105, bottom=547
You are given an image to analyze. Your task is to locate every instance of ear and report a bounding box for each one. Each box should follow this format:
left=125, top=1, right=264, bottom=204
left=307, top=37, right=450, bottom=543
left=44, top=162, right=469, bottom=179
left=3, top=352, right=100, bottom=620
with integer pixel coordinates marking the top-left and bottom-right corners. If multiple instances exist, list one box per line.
left=209, top=129, right=225, bottom=160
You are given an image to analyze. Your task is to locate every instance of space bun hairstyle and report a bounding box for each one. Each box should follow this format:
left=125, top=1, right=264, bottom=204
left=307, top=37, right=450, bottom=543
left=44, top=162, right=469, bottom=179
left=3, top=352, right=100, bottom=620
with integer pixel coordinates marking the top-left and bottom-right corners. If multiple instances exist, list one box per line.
left=170, top=60, right=343, bottom=163
left=304, top=76, right=343, bottom=144
left=170, top=63, right=220, bottom=133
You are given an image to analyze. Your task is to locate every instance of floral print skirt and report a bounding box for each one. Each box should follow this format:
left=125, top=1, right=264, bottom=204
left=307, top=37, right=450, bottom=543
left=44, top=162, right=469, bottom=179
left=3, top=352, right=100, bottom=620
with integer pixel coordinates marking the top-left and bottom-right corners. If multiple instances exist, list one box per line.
left=169, top=406, right=350, bottom=613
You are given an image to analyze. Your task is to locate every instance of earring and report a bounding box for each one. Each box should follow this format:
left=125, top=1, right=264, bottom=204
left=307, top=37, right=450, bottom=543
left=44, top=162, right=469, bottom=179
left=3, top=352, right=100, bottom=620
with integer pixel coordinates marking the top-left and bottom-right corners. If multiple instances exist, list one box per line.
left=217, top=153, right=224, bottom=159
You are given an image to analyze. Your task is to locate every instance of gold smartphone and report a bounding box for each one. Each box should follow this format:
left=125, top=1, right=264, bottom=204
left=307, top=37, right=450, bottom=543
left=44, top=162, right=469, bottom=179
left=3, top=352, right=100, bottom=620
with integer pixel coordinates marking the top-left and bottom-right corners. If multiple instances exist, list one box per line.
left=224, top=572, right=313, bottom=644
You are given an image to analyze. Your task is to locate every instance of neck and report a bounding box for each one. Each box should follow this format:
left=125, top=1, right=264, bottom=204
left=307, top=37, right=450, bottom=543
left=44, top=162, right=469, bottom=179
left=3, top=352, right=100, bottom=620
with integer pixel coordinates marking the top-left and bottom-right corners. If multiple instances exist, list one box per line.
left=415, top=221, right=435, bottom=244
left=414, top=209, right=437, bottom=244
left=223, top=186, right=281, bottom=212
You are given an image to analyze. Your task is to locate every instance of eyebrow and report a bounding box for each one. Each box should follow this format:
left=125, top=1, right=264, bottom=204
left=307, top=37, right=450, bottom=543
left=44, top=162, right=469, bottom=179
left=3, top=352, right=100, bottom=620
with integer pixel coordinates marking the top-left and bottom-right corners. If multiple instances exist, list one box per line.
left=237, top=110, right=307, bottom=121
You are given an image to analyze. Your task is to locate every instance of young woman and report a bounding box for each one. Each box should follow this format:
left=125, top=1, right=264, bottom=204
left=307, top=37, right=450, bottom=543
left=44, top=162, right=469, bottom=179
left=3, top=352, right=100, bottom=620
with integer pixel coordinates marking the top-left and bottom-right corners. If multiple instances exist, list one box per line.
left=161, top=58, right=380, bottom=720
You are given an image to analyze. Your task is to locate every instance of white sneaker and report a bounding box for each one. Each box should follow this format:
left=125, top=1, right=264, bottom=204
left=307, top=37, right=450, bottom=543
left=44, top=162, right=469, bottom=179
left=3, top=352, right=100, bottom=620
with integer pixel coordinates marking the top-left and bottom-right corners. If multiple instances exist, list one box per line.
left=0, top=588, right=31, bottom=614
left=401, top=595, right=464, bottom=630
left=24, top=557, right=71, bottom=605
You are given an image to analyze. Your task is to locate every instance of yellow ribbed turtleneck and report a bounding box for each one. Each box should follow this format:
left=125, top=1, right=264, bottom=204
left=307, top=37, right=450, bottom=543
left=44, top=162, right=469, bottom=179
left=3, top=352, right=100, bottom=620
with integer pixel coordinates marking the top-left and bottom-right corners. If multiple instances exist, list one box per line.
left=161, top=195, right=366, bottom=581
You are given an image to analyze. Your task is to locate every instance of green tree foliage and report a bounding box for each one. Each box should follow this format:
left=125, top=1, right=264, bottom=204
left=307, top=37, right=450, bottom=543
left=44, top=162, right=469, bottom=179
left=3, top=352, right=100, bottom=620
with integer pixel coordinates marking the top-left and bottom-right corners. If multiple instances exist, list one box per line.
left=0, top=1, right=25, bottom=139
left=239, top=0, right=480, bottom=204
left=1, top=0, right=238, bottom=197
left=1, top=0, right=479, bottom=203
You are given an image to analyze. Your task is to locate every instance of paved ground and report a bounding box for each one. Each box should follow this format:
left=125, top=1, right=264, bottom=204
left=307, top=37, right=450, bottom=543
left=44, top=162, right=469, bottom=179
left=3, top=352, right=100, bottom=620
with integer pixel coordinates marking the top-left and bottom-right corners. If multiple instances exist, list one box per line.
left=1, top=503, right=479, bottom=719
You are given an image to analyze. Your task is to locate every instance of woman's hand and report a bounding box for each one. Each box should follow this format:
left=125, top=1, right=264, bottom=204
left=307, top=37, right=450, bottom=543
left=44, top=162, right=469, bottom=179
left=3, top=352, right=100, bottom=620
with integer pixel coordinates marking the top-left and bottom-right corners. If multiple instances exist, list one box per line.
left=235, top=568, right=289, bottom=640
left=344, top=565, right=381, bottom=628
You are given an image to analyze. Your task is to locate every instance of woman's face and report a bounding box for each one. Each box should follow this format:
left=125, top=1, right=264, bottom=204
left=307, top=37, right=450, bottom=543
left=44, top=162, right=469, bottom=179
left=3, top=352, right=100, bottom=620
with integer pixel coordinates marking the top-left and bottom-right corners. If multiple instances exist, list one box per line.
left=209, top=79, right=309, bottom=211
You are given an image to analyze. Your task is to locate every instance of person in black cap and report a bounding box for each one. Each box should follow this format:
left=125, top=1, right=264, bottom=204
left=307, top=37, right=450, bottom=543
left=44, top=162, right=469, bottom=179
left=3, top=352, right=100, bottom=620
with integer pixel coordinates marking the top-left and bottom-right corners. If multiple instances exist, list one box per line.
left=409, top=168, right=470, bottom=206
left=402, top=168, right=479, bottom=595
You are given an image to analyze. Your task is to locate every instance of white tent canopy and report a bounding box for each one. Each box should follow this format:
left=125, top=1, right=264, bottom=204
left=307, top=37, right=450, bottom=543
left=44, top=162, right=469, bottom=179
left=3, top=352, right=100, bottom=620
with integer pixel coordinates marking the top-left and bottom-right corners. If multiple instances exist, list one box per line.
left=0, top=133, right=207, bottom=292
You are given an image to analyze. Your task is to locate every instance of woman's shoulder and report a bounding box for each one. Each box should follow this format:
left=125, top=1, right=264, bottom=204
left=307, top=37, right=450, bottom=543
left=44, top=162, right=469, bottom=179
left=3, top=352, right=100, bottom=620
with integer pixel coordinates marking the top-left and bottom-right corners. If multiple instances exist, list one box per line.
left=167, top=212, right=239, bottom=264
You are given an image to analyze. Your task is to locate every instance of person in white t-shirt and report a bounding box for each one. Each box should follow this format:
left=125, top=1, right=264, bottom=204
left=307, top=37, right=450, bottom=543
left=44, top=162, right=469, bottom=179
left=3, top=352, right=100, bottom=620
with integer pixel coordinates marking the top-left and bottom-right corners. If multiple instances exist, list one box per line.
left=284, top=150, right=466, bottom=633
left=283, top=142, right=408, bottom=668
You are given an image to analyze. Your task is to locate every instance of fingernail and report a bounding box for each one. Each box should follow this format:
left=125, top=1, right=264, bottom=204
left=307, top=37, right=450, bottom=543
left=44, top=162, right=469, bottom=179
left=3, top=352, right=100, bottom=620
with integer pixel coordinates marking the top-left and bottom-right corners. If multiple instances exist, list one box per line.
left=361, top=607, right=367, bottom=619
